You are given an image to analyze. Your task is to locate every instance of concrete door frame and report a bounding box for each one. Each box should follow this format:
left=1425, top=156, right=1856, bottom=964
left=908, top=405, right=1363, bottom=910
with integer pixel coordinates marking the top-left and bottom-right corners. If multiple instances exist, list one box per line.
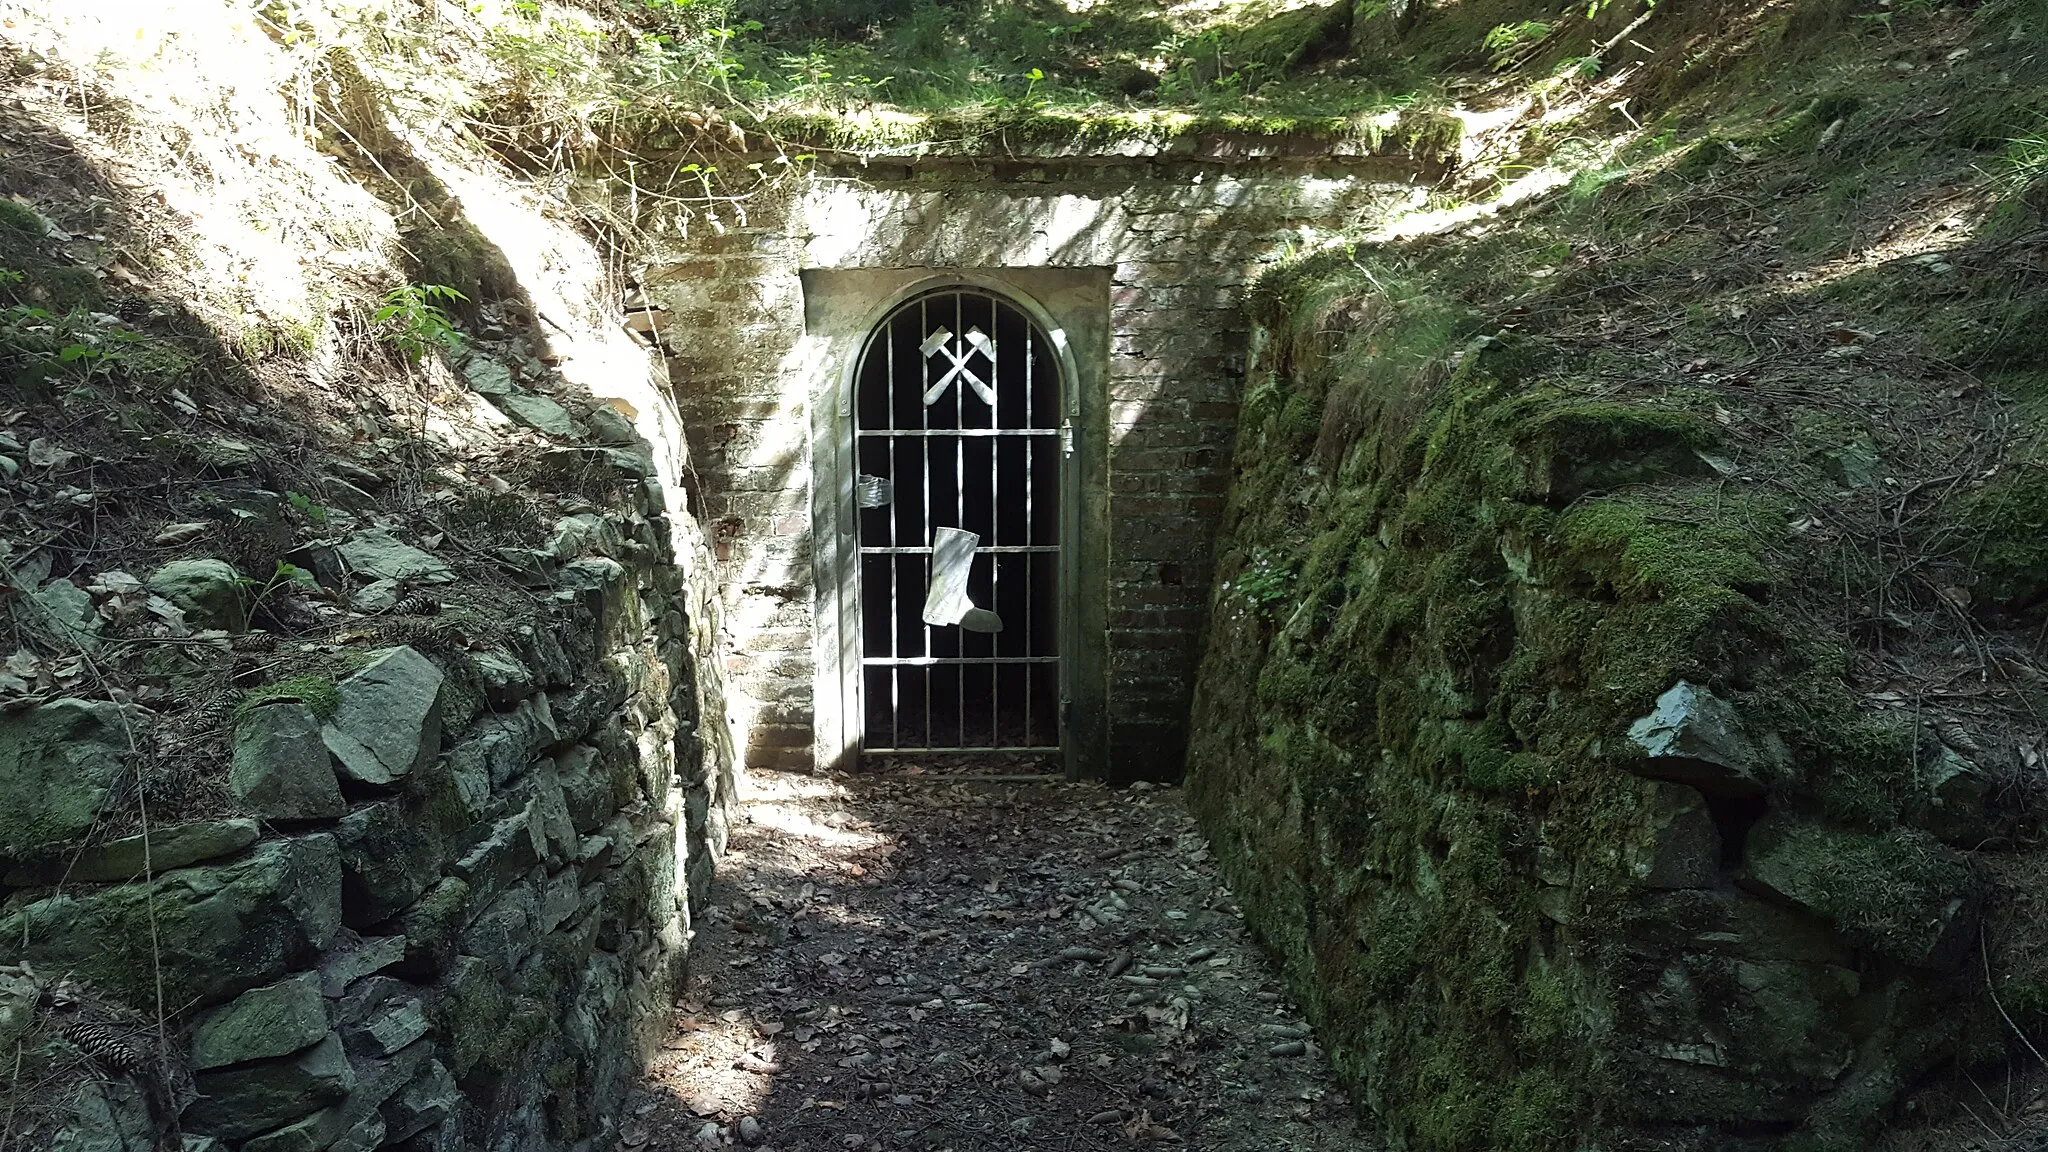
left=803, top=267, right=1110, bottom=779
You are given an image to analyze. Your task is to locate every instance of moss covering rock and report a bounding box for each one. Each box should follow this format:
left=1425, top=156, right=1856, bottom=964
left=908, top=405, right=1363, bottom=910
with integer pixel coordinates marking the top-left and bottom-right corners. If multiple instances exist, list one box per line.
left=0, top=835, right=343, bottom=1009
left=1186, top=252, right=1983, bottom=1150
left=0, top=699, right=136, bottom=858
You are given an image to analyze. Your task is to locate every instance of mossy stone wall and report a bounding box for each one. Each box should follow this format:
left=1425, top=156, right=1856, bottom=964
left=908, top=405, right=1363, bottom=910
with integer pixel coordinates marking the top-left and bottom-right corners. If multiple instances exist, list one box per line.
left=0, top=487, right=730, bottom=1152
left=1185, top=253, right=1982, bottom=1151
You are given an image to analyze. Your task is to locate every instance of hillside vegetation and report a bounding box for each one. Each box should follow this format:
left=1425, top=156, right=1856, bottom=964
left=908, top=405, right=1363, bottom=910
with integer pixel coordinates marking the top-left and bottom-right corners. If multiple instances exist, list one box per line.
left=2, top=0, right=2045, bottom=1148
left=1186, top=0, right=2048, bottom=1148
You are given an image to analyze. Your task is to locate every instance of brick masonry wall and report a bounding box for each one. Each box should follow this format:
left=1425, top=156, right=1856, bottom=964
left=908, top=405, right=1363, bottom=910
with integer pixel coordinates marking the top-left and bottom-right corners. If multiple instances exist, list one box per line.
left=645, top=157, right=1405, bottom=778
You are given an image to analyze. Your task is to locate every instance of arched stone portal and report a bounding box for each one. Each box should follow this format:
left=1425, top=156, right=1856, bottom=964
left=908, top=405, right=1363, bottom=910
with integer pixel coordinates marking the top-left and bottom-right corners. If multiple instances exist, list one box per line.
left=648, top=157, right=1413, bottom=784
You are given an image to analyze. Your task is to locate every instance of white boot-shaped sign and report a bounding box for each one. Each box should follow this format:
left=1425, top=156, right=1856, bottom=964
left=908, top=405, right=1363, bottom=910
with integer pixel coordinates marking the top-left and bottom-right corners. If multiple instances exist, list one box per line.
left=922, top=527, right=1003, bottom=633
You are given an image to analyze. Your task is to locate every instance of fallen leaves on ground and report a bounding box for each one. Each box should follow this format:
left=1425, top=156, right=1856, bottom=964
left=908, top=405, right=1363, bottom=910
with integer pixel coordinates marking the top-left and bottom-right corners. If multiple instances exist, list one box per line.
left=629, top=771, right=1367, bottom=1151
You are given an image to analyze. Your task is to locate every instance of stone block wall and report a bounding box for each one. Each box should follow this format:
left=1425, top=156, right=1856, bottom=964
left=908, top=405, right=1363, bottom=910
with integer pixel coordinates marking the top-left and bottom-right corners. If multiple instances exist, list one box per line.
left=0, top=483, right=730, bottom=1152
left=646, top=156, right=1407, bottom=778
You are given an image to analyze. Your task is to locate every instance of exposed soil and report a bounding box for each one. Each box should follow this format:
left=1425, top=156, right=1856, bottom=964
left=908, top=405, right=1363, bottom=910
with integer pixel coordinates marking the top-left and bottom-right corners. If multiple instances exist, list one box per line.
left=626, top=769, right=1368, bottom=1152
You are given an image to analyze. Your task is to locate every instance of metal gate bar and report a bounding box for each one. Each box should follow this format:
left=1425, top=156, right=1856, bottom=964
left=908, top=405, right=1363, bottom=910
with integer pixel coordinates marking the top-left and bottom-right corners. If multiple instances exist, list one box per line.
left=855, top=289, right=1061, bottom=754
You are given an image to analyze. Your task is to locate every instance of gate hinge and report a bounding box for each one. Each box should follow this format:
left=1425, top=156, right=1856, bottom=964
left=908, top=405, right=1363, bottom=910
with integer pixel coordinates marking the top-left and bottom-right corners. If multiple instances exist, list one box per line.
left=1061, top=422, right=1074, bottom=458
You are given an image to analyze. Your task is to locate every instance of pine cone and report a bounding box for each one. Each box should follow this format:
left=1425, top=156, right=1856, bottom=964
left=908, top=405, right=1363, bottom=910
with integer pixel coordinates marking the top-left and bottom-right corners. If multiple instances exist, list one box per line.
left=1936, top=718, right=1983, bottom=756
left=182, top=689, right=240, bottom=733
left=393, top=592, right=442, bottom=616
left=373, top=616, right=468, bottom=652
left=61, top=1019, right=149, bottom=1074
left=232, top=631, right=279, bottom=653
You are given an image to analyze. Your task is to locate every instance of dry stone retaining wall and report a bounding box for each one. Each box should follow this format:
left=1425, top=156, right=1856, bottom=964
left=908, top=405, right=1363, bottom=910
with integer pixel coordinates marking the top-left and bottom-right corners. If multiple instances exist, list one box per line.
left=0, top=477, right=729, bottom=1152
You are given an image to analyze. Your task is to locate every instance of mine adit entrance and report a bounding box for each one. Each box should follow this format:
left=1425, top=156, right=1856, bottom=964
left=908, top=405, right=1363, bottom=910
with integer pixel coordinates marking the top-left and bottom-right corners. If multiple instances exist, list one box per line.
left=853, top=287, right=1065, bottom=756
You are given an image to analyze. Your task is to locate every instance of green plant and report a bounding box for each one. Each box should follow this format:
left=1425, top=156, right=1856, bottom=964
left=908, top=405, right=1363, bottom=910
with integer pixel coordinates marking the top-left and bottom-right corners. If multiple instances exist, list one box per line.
left=1987, top=123, right=2048, bottom=198
left=1482, top=21, right=1553, bottom=70
left=1231, top=547, right=1298, bottom=616
left=0, top=304, right=138, bottom=388
left=373, top=284, right=466, bottom=363
left=240, top=561, right=315, bottom=620
left=285, top=490, right=330, bottom=527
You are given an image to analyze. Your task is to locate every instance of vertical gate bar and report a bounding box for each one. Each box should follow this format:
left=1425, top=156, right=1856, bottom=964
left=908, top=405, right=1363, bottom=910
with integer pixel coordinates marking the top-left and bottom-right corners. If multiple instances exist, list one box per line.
left=887, top=312, right=899, bottom=751
left=1023, top=325, right=1034, bottom=749
left=955, top=292, right=967, bottom=748
left=921, top=295, right=932, bottom=749
left=989, top=300, right=1000, bottom=747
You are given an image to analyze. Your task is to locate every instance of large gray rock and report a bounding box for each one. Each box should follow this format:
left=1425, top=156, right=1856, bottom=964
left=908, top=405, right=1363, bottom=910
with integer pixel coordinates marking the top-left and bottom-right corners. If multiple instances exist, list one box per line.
left=335, top=801, right=441, bottom=926
left=490, top=392, right=580, bottom=438
left=322, top=647, right=444, bottom=787
left=472, top=648, right=537, bottom=708
left=536, top=869, right=581, bottom=934
left=546, top=513, right=622, bottom=561
left=318, top=934, right=408, bottom=997
left=0, top=699, right=134, bottom=856
left=1, top=835, right=342, bottom=1008
left=459, top=356, right=518, bottom=395
left=1625, top=783, right=1720, bottom=889
left=447, top=808, right=542, bottom=906
left=191, top=971, right=331, bottom=1070
left=148, top=559, right=249, bottom=632
left=232, top=704, right=346, bottom=821
left=393, top=878, right=470, bottom=975
left=335, top=1039, right=435, bottom=1137
left=1626, top=681, right=1781, bottom=797
left=336, top=532, right=455, bottom=585
left=349, top=579, right=403, bottom=614
left=1745, top=812, right=1978, bottom=970
left=362, top=998, right=429, bottom=1057
left=447, top=694, right=560, bottom=807
left=331, top=1106, right=385, bottom=1147
left=3, top=818, right=261, bottom=885
left=33, top=577, right=102, bottom=648
left=239, top=1107, right=347, bottom=1152
left=460, top=883, right=540, bottom=973
left=585, top=405, right=642, bottom=447
left=512, top=625, right=575, bottom=688
left=381, top=1058, right=457, bottom=1143
left=185, top=1032, right=354, bottom=1140
left=556, top=744, right=619, bottom=834
left=50, top=1079, right=157, bottom=1152
left=518, top=763, right=580, bottom=865
left=548, top=675, right=627, bottom=742
left=330, top=1113, right=386, bottom=1152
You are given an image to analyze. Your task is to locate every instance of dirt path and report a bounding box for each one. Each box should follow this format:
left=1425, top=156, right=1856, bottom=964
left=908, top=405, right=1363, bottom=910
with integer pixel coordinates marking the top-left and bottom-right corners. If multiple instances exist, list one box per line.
left=624, top=770, right=1371, bottom=1152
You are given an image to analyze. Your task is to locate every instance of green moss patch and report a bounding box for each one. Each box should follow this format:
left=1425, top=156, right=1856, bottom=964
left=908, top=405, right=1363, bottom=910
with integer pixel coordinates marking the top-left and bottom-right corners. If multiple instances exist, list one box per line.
left=236, top=675, right=341, bottom=722
left=1960, top=461, right=2048, bottom=614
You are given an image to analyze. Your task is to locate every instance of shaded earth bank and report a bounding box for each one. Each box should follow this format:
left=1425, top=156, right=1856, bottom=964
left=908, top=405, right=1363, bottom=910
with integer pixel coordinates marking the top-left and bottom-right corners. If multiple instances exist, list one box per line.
left=629, top=771, right=1365, bottom=1152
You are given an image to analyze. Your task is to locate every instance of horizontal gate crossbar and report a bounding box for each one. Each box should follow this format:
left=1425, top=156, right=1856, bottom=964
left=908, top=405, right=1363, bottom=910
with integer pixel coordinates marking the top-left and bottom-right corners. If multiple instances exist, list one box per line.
left=856, top=429, right=1058, bottom=438
left=866, top=746, right=1063, bottom=755
left=862, top=656, right=1060, bottom=666
left=859, top=545, right=1059, bottom=555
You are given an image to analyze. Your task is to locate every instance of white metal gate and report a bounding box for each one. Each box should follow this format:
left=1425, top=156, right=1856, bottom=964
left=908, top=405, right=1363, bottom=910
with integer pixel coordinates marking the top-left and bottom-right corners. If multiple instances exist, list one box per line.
left=854, top=289, right=1062, bottom=753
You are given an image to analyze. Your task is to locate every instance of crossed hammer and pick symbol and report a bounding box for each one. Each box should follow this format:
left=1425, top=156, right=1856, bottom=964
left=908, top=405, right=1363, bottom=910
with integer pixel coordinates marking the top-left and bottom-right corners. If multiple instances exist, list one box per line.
left=919, top=325, right=998, bottom=407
